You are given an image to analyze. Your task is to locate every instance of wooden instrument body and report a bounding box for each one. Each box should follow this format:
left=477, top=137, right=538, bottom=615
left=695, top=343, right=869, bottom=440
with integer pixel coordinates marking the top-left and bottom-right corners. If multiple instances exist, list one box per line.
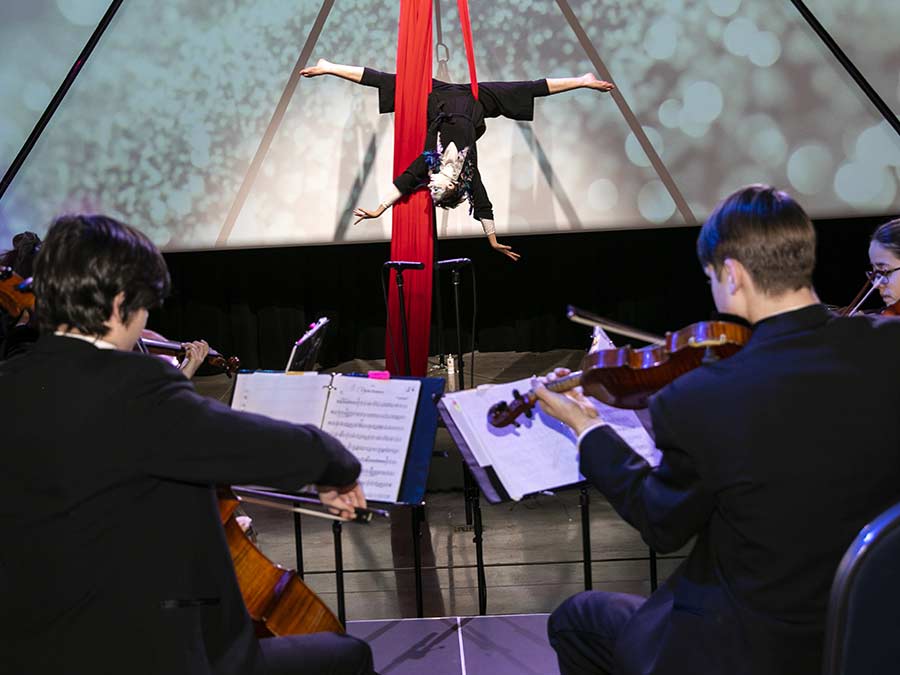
left=218, top=491, right=343, bottom=637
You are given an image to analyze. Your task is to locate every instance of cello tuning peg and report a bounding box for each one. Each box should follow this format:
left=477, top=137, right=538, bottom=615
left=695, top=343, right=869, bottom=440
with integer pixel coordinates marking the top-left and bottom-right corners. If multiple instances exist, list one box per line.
left=525, top=407, right=533, bottom=419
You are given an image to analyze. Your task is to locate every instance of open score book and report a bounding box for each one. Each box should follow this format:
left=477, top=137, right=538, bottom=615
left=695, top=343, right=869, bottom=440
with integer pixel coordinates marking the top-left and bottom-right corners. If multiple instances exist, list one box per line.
left=442, top=376, right=661, bottom=500
left=231, top=372, right=421, bottom=503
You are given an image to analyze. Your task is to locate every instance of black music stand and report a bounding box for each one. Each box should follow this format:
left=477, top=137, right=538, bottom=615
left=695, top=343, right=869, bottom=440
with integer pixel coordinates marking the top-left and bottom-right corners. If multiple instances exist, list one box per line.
left=437, top=401, right=660, bottom=614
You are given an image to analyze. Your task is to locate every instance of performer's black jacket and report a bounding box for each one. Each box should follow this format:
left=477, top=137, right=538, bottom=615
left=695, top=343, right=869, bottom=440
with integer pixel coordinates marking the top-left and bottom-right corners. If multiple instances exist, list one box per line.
left=361, top=68, right=549, bottom=221
left=581, top=304, right=900, bottom=675
left=0, top=335, right=360, bottom=674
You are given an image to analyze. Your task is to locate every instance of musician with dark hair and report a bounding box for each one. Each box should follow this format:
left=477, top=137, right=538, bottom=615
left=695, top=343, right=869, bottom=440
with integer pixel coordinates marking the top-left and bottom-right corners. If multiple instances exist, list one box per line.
left=536, top=185, right=900, bottom=675
left=0, top=214, right=375, bottom=675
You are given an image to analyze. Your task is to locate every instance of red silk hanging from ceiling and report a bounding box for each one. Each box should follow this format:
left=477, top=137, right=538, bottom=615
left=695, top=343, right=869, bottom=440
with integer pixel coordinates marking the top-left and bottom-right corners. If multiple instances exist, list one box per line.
left=456, top=0, right=478, bottom=99
left=385, top=0, right=434, bottom=376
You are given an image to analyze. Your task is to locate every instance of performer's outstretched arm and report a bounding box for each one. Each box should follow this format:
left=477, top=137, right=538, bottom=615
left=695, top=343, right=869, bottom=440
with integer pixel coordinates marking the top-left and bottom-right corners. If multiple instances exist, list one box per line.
left=546, top=73, right=614, bottom=94
left=299, top=58, right=364, bottom=83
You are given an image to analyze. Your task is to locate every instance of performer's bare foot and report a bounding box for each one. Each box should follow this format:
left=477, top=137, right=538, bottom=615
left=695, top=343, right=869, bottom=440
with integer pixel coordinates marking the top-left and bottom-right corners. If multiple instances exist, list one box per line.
left=300, top=58, right=331, bottom=78
left=581, top=73, right=615, bottom=92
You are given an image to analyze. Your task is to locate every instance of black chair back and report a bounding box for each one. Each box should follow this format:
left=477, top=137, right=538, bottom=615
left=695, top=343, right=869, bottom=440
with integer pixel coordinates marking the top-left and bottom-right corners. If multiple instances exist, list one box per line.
left=823, top=501, right=900, bottom=675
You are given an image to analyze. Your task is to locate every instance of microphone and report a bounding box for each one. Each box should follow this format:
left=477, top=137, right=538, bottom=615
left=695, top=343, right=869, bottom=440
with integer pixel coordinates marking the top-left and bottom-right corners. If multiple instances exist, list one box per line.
left=383, top=260, right=425, bottom=271
left=436, top=257, right=472, bottom=269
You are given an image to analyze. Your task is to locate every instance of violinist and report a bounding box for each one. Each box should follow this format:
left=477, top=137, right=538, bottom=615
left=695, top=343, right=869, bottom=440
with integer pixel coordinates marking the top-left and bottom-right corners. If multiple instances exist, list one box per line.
left=0, top=215, right=376, bottom=675
left=0, top=230, right=41, bottom=359
left=536, top=185, right=900, bottom=675
left=867, top=217, right=900, bottom=313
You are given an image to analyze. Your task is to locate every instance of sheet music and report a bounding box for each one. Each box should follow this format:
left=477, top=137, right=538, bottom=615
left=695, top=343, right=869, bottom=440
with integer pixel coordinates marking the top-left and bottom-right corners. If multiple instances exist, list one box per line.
left=321, top=376, right=421, bottom=503
left=232, top=372, right=333, bottom=426
left=444, top=376, right=658, bottom=500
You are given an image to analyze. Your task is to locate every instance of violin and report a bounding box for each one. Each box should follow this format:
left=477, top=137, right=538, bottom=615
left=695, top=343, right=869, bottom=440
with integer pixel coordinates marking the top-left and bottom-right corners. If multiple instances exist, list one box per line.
left=0, top=267, right=34, bottom=317
left=138, top=333, right=241, bottom=376
left=219, top=488, right=344, bottom=636
left=488, top=306, right=751, bottom=427
left=838, top=277, right=900, bottom=317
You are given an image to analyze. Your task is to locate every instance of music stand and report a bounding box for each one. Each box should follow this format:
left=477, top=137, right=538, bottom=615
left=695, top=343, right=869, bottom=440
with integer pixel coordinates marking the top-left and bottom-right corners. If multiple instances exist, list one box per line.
left=285, top=317, right=329, bottom=372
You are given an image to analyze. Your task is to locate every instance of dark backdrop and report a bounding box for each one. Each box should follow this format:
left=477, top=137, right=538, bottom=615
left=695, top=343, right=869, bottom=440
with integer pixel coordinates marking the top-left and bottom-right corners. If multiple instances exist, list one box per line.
left=151, top=215, right=894, bottom=372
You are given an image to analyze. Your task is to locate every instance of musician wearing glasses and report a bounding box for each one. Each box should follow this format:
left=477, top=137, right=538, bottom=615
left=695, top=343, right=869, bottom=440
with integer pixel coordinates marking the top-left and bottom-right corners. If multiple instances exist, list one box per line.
left=868, top=217, right=900, bottom=311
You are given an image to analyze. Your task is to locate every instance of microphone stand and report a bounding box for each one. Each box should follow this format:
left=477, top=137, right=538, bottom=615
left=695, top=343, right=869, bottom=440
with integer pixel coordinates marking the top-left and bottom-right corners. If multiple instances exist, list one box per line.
left=394, top=267, right=412, bottom=376
left=451, top=266, right=465, bottom=391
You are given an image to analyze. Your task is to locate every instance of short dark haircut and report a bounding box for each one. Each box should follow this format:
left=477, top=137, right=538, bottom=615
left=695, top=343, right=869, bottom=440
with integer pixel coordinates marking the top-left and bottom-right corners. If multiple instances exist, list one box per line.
left=34, top=215, right=170, bottom=335
left=697, top=184, right=816, bottom=295
left=870, top=218, right=900, bottom=258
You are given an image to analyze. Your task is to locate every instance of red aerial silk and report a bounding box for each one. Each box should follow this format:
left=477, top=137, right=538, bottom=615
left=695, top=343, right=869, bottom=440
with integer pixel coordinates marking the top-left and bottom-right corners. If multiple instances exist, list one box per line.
left=385, top=0, right=433, bottom=376
left=457, top=0, right=478, bottom=100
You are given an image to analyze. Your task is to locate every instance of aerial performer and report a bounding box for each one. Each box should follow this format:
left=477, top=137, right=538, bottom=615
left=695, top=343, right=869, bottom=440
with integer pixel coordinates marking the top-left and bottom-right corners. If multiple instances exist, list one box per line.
left=299, top=59, right=615, bottom=261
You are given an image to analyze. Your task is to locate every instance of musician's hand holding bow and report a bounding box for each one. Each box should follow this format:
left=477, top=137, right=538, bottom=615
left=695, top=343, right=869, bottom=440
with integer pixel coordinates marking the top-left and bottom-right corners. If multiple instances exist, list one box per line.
left=317, top=482, right=368, bottom=521
left=532, top=368, right=605, bottom=435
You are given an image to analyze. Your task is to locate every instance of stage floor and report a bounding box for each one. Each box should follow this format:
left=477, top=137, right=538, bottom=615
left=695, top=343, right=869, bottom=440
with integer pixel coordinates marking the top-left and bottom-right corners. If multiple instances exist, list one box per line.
left=347, top=614, right=558, bottom=675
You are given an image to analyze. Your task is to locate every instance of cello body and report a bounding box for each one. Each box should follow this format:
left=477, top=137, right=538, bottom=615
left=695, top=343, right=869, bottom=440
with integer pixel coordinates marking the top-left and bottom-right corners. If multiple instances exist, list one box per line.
left=218, top=491, right=343, bottom=637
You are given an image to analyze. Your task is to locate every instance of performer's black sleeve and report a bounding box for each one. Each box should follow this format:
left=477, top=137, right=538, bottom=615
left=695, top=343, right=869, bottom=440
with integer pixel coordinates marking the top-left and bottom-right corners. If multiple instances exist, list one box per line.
left=470, top=168, right=494, bottom=222
left=478, top=79, right=550, bottom=121
left=578, top=392, right=714, bottom=554
left=360, top=68, right=397, bottom=114
left=393, top=155, right=430, bottom=196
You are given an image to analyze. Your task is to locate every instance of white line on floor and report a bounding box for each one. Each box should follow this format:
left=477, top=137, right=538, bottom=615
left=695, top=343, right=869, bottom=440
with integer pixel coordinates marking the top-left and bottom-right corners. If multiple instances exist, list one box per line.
left=457, top=616, right=468, bottom=675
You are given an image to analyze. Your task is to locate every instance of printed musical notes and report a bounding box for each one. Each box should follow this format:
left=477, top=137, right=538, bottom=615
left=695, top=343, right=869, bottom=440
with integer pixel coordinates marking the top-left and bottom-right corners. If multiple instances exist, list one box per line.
left=322, top=376, right=420, bottom=503
left=231, top=372, right=420, bottom=503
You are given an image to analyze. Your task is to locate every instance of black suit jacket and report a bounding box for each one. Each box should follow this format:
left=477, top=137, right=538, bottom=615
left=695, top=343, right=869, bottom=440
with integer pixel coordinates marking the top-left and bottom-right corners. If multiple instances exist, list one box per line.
left=0, top=335, right=360, bottom=674
left=580, top=305, right=900, bottom=675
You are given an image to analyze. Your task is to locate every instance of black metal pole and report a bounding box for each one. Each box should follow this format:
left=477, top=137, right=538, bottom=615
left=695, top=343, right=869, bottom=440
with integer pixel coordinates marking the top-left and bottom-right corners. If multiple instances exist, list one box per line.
left=580, top=487, right=593, bottom=590
left=395, top=269, right=412, bottom=376
left=412, top=504, right=425, bottom=618
left=0, top=0, right=126, bottom=200
left=332, top=520, right=346, bottom=626
left=293, top=509, right=304, bottom=578
left=451, top=268, right=465, bottom=390
left=788, top=0, right=900, bottom=138
left=433, top=203, right=446, bottom=368
left=472, top=485, right=487, bottom=615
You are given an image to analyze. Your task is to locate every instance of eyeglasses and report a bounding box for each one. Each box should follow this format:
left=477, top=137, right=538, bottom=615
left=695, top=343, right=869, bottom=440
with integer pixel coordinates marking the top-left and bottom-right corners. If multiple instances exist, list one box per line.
left=866, top=266, right=900, bottom=283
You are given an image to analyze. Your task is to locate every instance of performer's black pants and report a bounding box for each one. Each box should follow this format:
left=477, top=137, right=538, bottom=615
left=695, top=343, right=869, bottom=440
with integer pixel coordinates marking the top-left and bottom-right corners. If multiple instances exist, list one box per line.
left=259, top=632, right=376, bottom=675
left=547, top=591, right=645, bottom=675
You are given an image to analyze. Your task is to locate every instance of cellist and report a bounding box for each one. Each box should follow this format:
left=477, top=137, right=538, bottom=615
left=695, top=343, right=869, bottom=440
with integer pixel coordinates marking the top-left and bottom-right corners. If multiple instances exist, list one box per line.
left=0, top=215, right=375, bottom=675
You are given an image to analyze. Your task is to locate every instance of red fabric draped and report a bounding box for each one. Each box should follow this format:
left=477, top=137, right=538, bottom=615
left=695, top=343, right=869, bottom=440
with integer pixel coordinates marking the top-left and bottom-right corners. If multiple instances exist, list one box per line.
left=457, top=0, right=478, bottom=99
left=386, top=0, right=433, bottom=376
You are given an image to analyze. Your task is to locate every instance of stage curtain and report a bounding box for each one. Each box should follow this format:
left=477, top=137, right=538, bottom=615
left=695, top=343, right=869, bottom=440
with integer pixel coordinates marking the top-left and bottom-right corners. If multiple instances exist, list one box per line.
left=385, top=0, right=434, bottom=375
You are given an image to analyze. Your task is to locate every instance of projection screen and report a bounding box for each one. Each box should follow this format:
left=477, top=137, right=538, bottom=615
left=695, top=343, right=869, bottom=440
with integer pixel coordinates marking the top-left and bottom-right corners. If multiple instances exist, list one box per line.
left=1, top=0, right=898, bottom=251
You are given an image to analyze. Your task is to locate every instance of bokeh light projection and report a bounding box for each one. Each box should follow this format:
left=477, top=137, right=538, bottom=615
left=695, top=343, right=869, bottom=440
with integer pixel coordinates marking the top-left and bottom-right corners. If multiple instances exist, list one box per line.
left=0, top=0, right=109, bottom=177
left=0, top=0, right=898, bottom=251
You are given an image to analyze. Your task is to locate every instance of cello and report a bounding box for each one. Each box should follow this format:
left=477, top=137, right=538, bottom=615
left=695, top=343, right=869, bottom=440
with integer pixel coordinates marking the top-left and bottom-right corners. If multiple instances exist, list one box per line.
left=219, top=489, right=344, bottom=636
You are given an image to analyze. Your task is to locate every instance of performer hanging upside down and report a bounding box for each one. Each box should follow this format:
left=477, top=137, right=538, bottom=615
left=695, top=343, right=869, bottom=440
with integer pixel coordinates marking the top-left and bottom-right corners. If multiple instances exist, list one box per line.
left=300, top=59, right=614, bottom=261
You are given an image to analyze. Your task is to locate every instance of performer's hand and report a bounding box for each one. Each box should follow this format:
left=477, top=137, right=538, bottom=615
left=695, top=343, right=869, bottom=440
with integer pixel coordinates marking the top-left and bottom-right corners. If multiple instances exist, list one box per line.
left=488, top=234, right=521, bottom=262
left=353, top=204, right=386, bottom=225
left=581, top=73, right=615, bottom=92
left=532, top=371, right=604, bottom=435
left=317, top=482, right=368, bottom=521
left=179, top=339, right=209, bottom=379
left=299, top=58, right=331, bottom=78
